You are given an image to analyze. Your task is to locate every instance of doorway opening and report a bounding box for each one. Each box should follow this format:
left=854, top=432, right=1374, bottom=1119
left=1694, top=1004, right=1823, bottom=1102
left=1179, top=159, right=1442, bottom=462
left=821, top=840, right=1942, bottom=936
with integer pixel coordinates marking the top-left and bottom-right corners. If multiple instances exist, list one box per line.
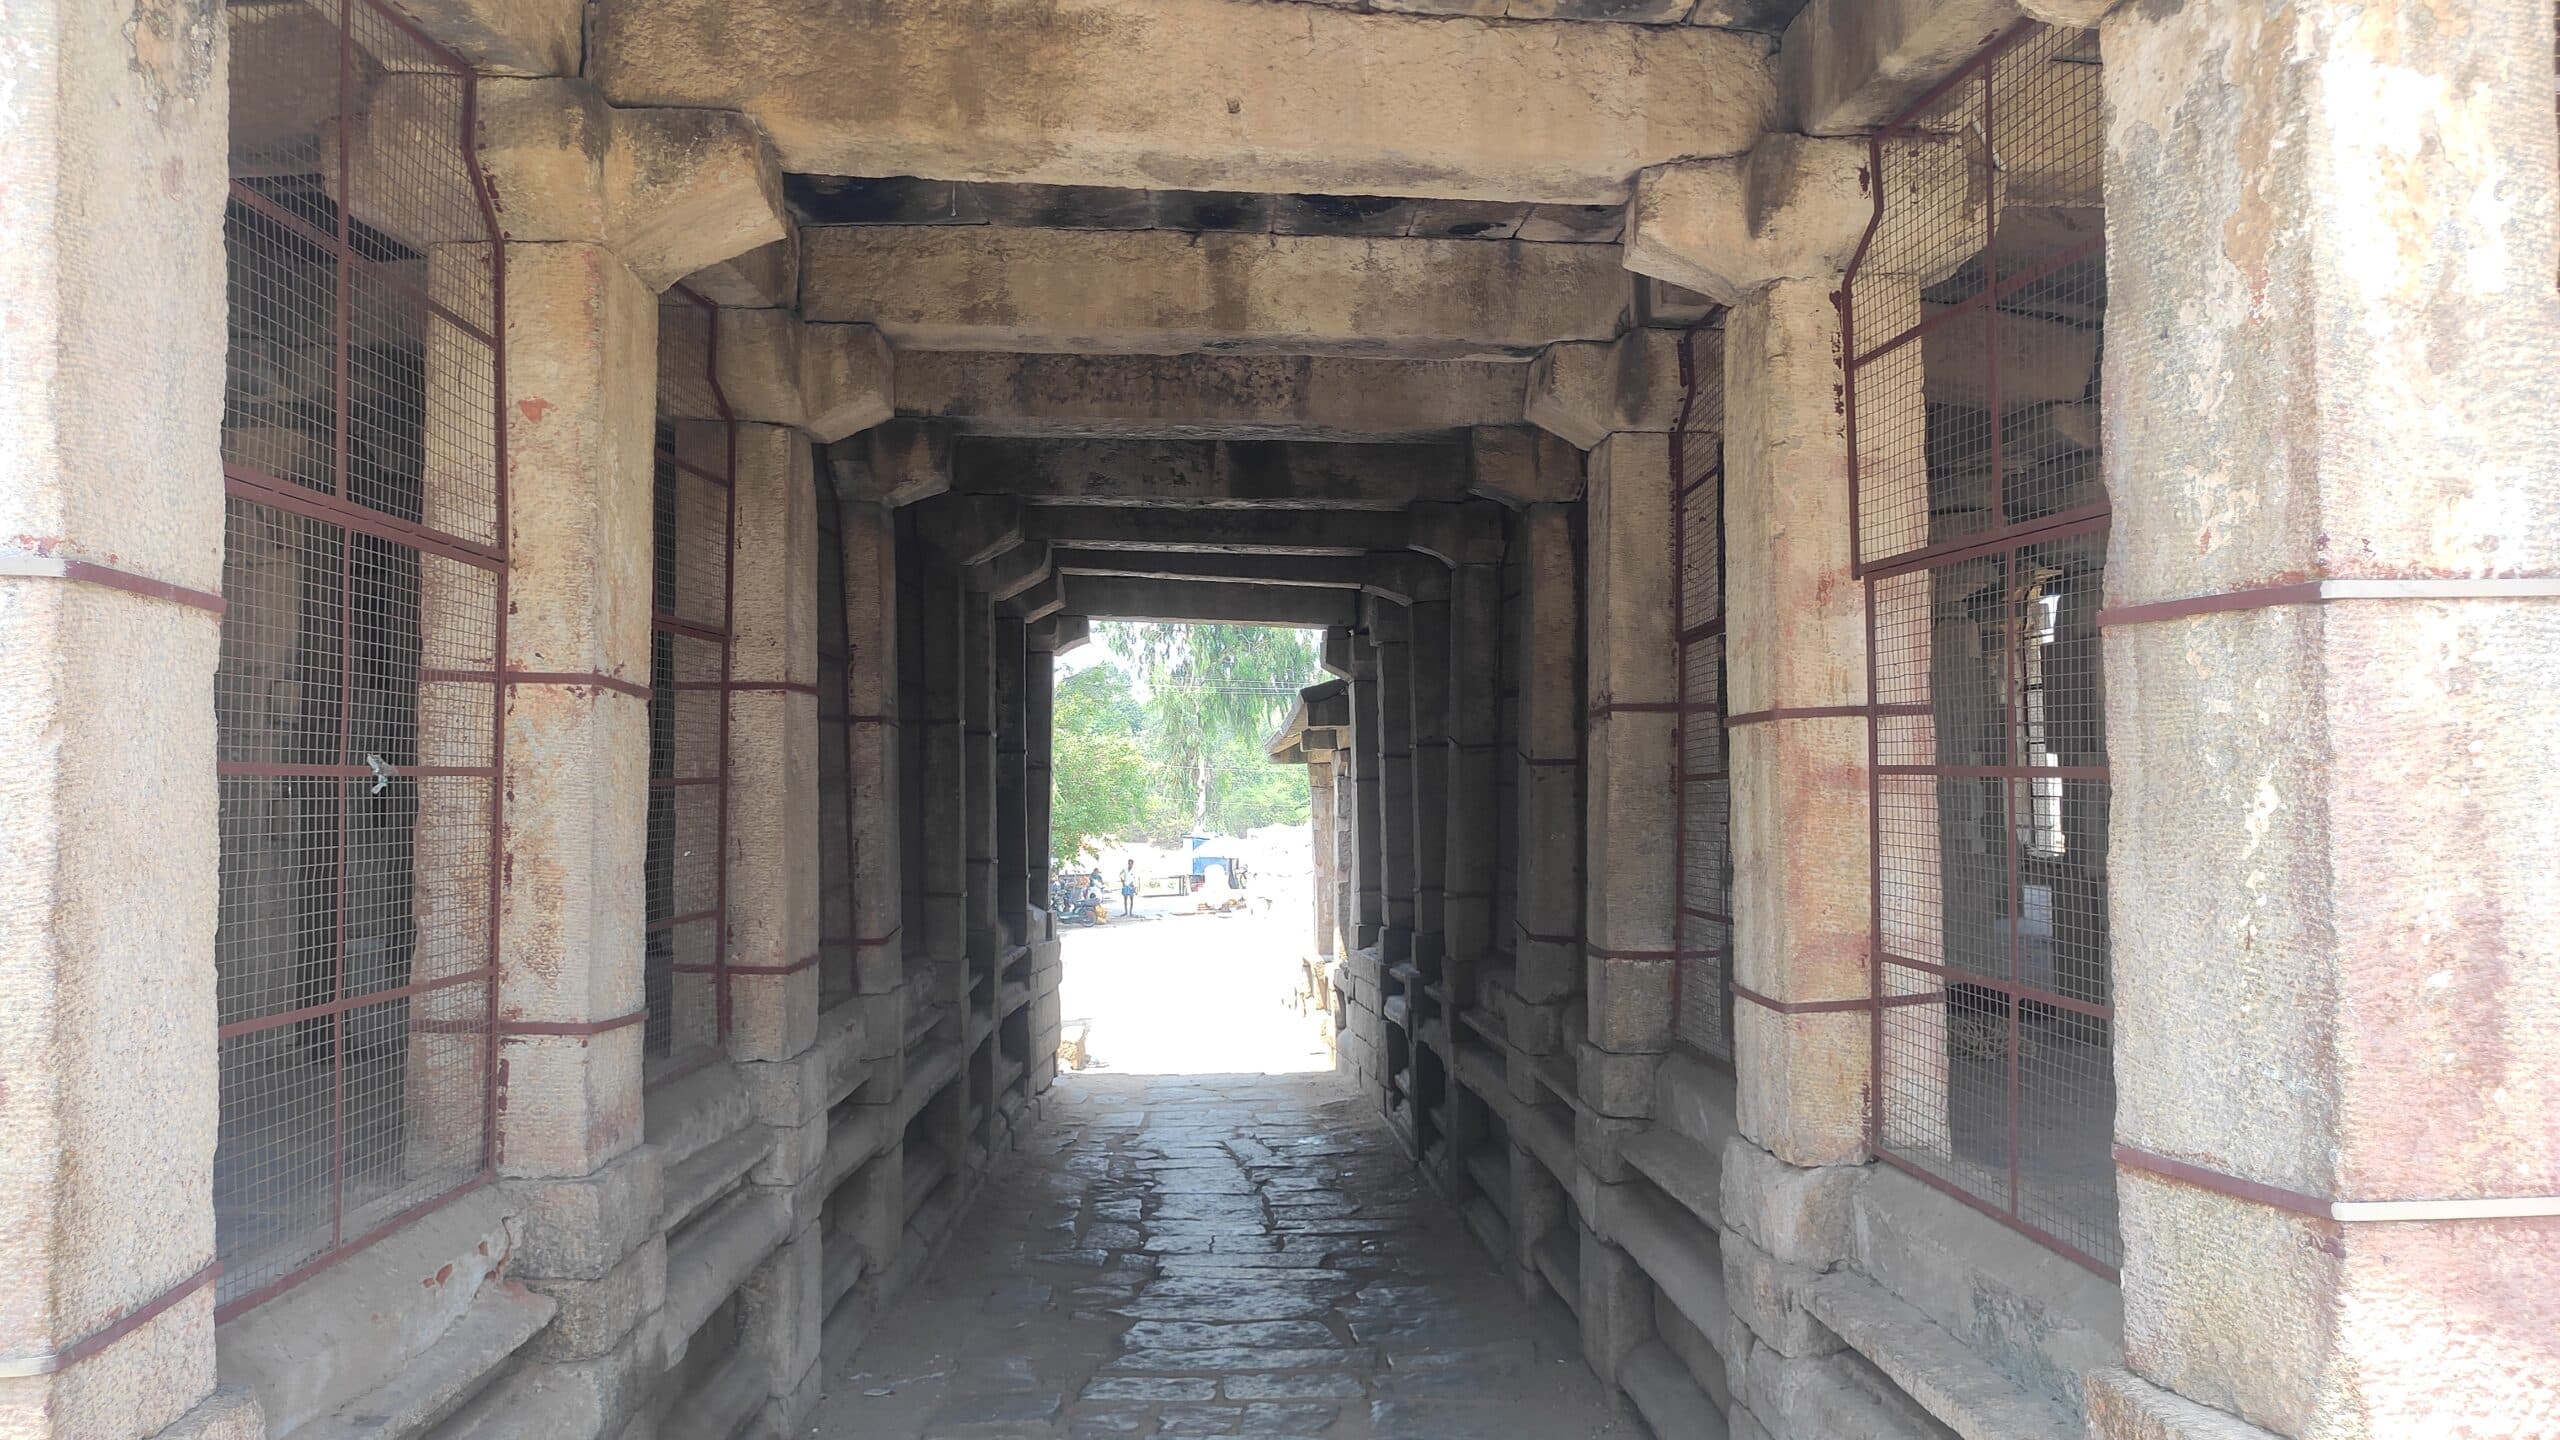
left=1046, top=621, right=1333, bottom=1076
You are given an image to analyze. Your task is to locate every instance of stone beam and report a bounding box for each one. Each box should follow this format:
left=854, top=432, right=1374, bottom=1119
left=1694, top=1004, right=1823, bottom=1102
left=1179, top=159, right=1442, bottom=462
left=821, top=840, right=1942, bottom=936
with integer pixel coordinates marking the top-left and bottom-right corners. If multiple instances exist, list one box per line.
left=591, top=0, right=1773, bottom=203
left=1052, top=550, right=1374, bottom=590
left=953, top=438, right=1467, bottom=509
left=913, top=494, right=1025, bottom=568
left=895, top=352, right=1528, bottom=441
left=658, top=302, right=892, bottom=442
left=1064, top=578, right=1360, bottom=628
left=801, top=227, right=1631, bottom=359
left=1527, top=328, right=1694, bottom=450
left=1027, top=506, right=1409, bottom=556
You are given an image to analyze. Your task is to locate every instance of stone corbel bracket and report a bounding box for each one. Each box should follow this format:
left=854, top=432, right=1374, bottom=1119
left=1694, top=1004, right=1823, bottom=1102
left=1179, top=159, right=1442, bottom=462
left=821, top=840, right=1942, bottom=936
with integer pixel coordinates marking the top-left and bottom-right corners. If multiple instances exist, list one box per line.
left=1470, top=427, right=1586, bottom=507
left=464, top=78, right=788, bottom=291
left=1524, top=330, right=1692, bottom=453
left=1624, top=133, right=1985, bottom=308
left=831, top=419, right=954, bottom=508
left=659, top=304, right=894, bottom=442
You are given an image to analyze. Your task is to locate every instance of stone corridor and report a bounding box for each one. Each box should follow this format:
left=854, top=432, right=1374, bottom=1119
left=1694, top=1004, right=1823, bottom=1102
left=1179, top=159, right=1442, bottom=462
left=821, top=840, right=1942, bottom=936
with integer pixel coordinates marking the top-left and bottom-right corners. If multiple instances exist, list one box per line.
left=816, top=1073, right=1623, bottom=1439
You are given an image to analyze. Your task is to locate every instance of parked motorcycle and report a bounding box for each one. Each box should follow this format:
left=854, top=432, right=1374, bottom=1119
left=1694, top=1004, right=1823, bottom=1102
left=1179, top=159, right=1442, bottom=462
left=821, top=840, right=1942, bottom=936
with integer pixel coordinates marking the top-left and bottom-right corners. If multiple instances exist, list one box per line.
left=1050, top=873, right=1107, bottom=926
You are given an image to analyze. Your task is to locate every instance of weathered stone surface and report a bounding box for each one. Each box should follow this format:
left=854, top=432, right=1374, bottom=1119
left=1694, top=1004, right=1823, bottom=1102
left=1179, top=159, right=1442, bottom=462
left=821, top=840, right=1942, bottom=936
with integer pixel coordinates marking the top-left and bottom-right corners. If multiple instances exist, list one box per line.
left=2, top=2, right=227, bottom=1430
left=1063, top=578, right=1362, bottom=628
left=1526, top=329, right=1693, bottom=450
left=802, top=227, right=1632, bottom=359
left=677, top=234, right=800, bottom=310
left=952, top=438, right=1468, bottom=509
left=2099, top=2, right=2560, bottom=1433
left=897, top=352, right=1527, bottom=441
left=593, top=0, right=1774, bottom=203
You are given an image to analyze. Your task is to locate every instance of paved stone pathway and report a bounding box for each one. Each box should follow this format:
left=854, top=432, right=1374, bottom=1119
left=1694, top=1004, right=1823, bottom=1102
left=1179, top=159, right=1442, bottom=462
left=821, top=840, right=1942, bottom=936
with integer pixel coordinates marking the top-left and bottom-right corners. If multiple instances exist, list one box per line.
left=815, top=1071, right=1625, bottom=1439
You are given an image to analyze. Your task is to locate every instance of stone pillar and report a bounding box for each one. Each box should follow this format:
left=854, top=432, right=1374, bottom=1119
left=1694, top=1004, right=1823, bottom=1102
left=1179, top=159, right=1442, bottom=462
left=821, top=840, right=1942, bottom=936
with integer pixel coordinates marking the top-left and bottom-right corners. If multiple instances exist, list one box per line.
left=1306, top=753, right=1340, bottom=961
left=713, top=423, right=821, bottom=1064
left=492, top=245, right=662, bottom=1383
left=1372, top=604, right=1418, bottom=965
left=994, top=616, right=1029, bottom=943
left=1443, top=559, right=1502, bottom=983
left=2090, top=4, right=2560, bottom=1436
left=1349, top=637, right=1386, bottom=952
left=1023, top=635, right=1056, bottom=927
left=1582, top=433, right=1679, bottom=1107
left=915, top=543, right=969, bottom=1017
left=0, top=3, right=246, bottom=1431
left=1721, top=285, right=1871, bottom=1169
left=839, top=501, right=906, bottom=1003
left=1512, top=504, right=1584, bottom=1045
left=961, top=590, right=999, bottom=971
left=1407, top=587, right=1452, bottom=977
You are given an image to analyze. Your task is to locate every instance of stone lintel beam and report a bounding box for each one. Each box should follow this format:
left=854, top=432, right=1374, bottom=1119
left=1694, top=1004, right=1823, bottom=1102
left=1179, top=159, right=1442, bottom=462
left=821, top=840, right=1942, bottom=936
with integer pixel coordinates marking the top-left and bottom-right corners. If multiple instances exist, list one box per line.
left=894, top=351, right=1528, bottom=442
left=1052, top=550, right=1373, bottom=590
left=802, top=227, right=1632, bottom=360
left=658, top=303, right=892, bottom=441
left=1469, top=427, right=1587, bottom=507
left=1027, top=506, right=1409, bottom=556
left=913, top=494, right=1024, bottom=568
left=592, top=0, right=1773, bottom=204
left=952, top=438, right=1467, bottom=510
left=1407, top=500, right=1508, bottom=567
left=1626, top=134, right=1978, bottom=307
left=1065, top=578, right=1361, bottom=628
left=460, top=79, right=785, bottom=290
left=829, top=420, right=952, bottom=507
left=1526, top=329, right=1696, bottom=450
left=970, top=541, right=1054, bottom=603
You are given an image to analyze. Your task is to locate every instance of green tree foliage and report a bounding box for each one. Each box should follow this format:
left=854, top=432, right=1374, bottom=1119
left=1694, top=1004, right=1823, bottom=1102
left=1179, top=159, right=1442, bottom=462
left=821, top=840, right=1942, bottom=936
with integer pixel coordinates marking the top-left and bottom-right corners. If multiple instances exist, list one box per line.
left=1048, top=663, right=1160, bottom=863
left=1046, top=623, right=1321, bottom=859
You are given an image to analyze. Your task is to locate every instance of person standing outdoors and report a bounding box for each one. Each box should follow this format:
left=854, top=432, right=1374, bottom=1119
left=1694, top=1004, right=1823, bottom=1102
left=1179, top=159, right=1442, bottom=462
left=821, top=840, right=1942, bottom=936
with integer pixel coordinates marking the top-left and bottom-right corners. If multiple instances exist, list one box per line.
left=1120, top=860, right=1139, bottom=919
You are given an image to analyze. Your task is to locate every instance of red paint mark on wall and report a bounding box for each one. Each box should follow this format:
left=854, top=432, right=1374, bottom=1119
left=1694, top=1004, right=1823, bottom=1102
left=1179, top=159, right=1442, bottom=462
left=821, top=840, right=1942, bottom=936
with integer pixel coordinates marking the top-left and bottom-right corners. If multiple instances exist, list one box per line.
left=517, top=397, right=554, bottom=423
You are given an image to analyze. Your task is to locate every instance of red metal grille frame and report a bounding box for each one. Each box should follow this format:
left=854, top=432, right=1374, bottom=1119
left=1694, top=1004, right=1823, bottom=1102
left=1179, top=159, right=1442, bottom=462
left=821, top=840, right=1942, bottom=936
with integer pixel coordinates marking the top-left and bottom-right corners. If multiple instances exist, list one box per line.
left=1669, top=323, right=1734, bottom=1062
left=1841, top=21, right=2119, bottom=1275
left=214, top=0, right=506, bottom=1319
left=646, top=286, right=738, bottom=1080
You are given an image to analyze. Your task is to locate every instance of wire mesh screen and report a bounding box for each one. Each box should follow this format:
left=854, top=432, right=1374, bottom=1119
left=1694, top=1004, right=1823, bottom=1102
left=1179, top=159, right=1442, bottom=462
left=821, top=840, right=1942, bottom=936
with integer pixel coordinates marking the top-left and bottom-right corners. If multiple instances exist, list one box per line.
left=1845, top=22, right=2116, bottom=1273
left=215, top=0, right=503, bottom=1317
left=1671, top=324, right=1733, bottom=1060
left=647, top=296, right=736, bottom=1073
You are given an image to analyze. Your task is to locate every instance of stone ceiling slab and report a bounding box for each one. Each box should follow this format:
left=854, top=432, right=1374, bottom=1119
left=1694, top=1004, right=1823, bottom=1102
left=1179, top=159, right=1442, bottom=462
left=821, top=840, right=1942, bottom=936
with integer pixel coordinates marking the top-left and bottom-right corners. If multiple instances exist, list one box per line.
left=801, top=226, right=1631, bottom=359
left=589, top=0, right=1775, bottom=204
